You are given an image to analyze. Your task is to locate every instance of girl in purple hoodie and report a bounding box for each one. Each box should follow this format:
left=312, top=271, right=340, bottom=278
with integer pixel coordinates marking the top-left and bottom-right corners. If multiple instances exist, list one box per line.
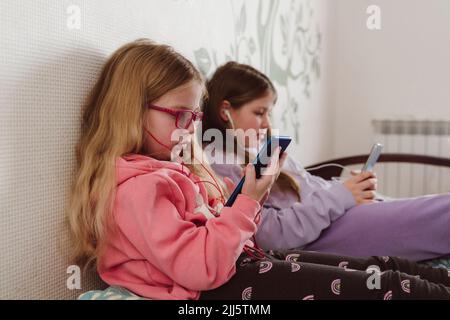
left=203, top=61, right=450, bottom=262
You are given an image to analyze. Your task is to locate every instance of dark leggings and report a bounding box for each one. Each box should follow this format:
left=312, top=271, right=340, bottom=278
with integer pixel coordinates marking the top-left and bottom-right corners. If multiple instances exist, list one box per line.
left=200, top=249, right=450, bottom=300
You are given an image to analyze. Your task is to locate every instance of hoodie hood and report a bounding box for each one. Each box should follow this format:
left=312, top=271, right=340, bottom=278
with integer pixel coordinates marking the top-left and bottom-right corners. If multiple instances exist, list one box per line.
left=116, top=154, right=187, bottom=186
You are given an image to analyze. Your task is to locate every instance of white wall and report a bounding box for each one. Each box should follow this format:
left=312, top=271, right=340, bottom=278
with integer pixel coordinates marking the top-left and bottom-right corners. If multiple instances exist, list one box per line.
left=331, top=0, right=450, bottom=159
left=293, top=0, right=337, bottom=165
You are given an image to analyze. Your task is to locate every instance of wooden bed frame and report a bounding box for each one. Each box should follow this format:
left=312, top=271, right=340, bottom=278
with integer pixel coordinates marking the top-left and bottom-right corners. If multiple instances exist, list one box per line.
left=305, top=153, right=450, bottom=180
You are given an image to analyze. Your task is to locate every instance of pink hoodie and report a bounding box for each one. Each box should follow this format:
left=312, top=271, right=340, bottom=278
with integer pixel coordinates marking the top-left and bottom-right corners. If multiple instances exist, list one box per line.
left=97, top=154, right=261, bottom=300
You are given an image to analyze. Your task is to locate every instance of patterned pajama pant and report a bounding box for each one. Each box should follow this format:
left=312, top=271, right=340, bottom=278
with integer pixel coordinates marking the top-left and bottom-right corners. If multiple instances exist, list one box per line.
left=200, top=249, right=450, bottom=300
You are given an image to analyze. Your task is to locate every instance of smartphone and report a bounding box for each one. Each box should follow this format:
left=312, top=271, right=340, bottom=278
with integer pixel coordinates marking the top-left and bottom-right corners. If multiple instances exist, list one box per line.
left=224, top=135, right=292, bottom=207
left=362, top=143, right=383, bottom=172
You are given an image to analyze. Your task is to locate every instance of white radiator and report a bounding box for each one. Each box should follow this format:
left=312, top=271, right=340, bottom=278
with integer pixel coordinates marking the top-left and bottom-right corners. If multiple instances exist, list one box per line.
left=369, top=120, right=450, bottom=198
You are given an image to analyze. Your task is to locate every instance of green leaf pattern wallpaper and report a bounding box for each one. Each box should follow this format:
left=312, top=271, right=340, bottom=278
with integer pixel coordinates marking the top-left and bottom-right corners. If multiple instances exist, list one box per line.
left=191, top=0, right=322, bottom=141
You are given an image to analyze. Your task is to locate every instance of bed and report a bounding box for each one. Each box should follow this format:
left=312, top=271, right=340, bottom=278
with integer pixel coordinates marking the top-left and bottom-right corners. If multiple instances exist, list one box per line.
left=305, top=152, right=450, bottom=269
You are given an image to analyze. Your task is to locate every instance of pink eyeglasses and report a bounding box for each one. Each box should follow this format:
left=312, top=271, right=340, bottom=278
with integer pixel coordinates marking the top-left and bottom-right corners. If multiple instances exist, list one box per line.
left=147, top=104, right=203, bottom=129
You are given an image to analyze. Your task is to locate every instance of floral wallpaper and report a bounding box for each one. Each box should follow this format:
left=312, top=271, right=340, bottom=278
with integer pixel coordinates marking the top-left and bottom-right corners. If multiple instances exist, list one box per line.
left=192, top=0, right=322, bottom=141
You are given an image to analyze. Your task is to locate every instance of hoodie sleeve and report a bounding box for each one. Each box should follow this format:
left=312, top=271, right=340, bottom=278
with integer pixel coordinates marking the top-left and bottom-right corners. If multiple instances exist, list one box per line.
left=212, top=160, right=356, bottom=250
left=114, top=172, right=260, bottom=291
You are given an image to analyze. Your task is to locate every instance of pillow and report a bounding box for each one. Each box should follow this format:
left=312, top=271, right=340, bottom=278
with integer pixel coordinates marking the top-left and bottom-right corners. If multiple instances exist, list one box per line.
left=78, top=285, right=146, bottom=300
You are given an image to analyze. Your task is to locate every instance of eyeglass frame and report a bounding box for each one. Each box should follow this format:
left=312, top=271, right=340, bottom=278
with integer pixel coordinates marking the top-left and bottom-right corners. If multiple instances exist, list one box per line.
left=147, top=104, right=203, bottom=129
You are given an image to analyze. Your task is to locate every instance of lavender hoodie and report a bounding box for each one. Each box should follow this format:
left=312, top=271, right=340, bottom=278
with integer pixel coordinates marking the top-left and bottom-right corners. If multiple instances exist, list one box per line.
left=211, top=155, right=356, bottom=250
left=212, top=154, right=450, bottom=261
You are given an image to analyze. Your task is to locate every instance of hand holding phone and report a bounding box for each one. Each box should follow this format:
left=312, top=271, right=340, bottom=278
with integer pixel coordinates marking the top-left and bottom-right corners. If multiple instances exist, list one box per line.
left=225, top=136, right=292, bottom=207
left=342, top=143, right=381, bottom=204
left=343, top=171, right=378, bottom=204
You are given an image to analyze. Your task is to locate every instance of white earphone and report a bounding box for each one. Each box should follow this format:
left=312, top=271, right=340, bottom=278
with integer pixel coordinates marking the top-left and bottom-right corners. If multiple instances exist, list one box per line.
left=223, top=109, right=235, bottom=129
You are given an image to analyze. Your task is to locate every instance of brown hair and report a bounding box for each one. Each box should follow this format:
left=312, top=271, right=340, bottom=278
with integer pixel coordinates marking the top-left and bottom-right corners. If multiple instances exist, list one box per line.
left=67, top=39, right=224, bottom=269
left=203, top=61, right=301, bottom=201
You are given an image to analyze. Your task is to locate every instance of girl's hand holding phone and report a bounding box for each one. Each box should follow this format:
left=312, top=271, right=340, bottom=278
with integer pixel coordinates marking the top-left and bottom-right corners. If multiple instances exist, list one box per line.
left=242, top=147, right=287, bottom=203
left=343, top=170, right=378, bottom=204
left=224, top=147, right=287, bottom=204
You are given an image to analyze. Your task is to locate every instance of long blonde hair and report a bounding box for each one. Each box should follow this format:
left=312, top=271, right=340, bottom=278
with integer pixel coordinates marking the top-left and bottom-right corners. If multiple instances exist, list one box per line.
left=67, top=39, right=224, bottom=269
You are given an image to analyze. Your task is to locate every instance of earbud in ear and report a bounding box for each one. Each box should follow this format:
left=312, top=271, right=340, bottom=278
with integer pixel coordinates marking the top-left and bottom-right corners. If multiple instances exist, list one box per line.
left=223, top=109, right=231, bottom=121
left=224, top=109, right=235, bottom=129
